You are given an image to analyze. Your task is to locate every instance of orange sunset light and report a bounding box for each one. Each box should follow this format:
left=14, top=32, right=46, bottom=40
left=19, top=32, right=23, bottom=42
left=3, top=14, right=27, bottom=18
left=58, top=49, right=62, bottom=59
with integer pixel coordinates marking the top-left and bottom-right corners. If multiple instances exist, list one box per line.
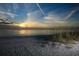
left=18, top=21, right=48, bottom=28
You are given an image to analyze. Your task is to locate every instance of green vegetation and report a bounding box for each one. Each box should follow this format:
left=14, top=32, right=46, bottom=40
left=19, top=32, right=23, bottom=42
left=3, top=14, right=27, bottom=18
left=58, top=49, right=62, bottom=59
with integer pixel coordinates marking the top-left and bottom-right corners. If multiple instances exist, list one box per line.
left=36, top=31, right=79, bottom=46
left=51, top=31, right=79, bottom=44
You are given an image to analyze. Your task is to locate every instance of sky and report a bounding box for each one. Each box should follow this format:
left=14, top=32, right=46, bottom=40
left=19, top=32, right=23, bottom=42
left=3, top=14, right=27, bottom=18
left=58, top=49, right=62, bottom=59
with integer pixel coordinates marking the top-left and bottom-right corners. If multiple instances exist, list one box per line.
left=0, top=3, right=79, bottom=27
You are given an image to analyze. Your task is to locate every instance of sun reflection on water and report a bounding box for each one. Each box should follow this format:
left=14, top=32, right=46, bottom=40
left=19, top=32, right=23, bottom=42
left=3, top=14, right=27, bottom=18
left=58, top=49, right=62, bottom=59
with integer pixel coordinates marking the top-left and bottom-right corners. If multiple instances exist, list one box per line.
left=18, top=30, right=32, bottom=36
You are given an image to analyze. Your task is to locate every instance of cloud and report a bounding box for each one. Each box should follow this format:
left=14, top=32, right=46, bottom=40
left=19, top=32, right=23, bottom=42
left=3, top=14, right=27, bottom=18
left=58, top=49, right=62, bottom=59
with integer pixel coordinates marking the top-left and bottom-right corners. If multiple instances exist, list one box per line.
left=21, top=11, right=48, bottom=27
left=36, top=3, right=45, bottom=16
left=42, top=12, right=72, bottom=27
left=25, top=11, right=69, bottom=27
left=12, top=4, right=19, bottom=13
left=26, top=10, right=43, bottom=21
left=0, top=11, right=17, bottom=18
left=25, top=10, right=75, bottom=27
left=26, top=10, right=42, bottom=22
left=43, top=13, right=62, bottom=24
left=44, top=15, right=60, bottom=21
left=64, top=10, right=77, bottom=20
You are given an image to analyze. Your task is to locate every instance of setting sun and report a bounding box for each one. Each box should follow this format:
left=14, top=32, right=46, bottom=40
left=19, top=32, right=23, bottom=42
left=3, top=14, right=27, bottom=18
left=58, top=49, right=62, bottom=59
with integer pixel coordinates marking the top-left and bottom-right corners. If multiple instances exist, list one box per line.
left=19, top=23, right=32, bottom=27
left=19, top=23, right=26, bottom=27
left=18, top=20, right=48, bottom=28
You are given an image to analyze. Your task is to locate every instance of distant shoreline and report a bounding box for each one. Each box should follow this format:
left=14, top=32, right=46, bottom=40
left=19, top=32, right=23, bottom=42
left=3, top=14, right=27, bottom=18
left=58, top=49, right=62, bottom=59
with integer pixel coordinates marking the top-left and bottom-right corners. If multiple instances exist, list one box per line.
left=0, top=24, right=79, bottom=30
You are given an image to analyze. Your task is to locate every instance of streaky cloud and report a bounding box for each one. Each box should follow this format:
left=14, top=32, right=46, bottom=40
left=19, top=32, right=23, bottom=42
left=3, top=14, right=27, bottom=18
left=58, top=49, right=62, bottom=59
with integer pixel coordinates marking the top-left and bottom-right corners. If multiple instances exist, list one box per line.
left=64, top=9, right=77, bottom=20
left=0, top=11, right=17, bottom=18
left=36, top=3, right=45, bottom=16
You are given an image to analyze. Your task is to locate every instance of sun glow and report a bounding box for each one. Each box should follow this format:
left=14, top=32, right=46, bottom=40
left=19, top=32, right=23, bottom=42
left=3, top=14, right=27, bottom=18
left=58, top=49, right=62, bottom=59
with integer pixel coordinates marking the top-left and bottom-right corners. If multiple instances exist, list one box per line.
left=18, top=23, right=33, bottom=27
left=19, top=23, right=26, bottom=27
left=18, top=20, right=48, bottom=28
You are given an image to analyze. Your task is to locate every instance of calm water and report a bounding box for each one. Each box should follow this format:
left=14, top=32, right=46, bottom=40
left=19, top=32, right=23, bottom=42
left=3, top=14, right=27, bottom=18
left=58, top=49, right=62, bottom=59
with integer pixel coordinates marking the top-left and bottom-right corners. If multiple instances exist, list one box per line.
left=0, top=29, right=75, bottom=37
left=0, top=29, right=52, bottom=36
